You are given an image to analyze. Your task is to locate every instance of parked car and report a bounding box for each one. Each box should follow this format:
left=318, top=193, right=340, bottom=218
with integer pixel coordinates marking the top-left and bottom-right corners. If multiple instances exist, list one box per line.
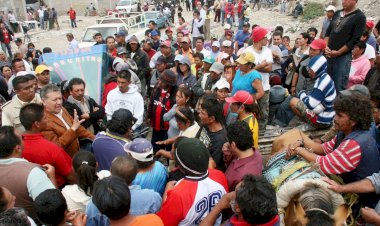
left=116, top=0, right=139, bottom=12
left=79, top=23, right=128, bottom=48
left=144, top=11, right=166, bottom=29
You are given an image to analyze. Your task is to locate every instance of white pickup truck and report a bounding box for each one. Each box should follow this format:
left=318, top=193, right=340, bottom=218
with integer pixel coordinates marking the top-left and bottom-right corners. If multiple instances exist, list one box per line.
left=79, top=13, right=147, bottom=48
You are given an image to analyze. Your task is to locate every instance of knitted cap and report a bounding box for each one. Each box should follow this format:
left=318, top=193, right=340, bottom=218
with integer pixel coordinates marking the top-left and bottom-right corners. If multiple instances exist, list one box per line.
left=174, top=138, right=210, bottom=176
left=159, top=69, right=177, bottom=86
left=252, top=26, right=270, bottom=43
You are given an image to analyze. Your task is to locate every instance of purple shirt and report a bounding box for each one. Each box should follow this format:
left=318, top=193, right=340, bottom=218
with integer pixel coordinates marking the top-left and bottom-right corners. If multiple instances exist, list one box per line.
left=225, top=151, right=263, bottom=191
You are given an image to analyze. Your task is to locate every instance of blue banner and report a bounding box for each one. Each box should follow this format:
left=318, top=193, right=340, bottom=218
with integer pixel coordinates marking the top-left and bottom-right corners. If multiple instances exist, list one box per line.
left=43, top=45, right=109, bottom=103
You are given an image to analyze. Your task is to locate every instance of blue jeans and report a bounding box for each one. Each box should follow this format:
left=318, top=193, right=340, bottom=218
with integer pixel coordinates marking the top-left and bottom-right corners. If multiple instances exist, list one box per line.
left=70, top=19, right=77, bottom=28
left=327, top=53, right=352, bottom=91
left=1, top=43, right=12, bottom=57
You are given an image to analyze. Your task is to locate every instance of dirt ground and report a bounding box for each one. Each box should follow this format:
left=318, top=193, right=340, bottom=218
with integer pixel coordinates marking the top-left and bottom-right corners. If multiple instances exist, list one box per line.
left=9, top=0, right=379, bottom=53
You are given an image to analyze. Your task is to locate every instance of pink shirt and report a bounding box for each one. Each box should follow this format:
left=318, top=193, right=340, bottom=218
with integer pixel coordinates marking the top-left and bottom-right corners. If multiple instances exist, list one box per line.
left=347, top=54, right=371, bottom=88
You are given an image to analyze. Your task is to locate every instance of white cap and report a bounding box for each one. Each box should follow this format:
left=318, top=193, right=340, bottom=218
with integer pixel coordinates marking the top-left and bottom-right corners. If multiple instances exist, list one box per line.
left=224, top=24, right=231, bottom=30
left=222, top=40, right=232, bottom=47
left=219, top=52, right=230, bottom=60
left=212, top=41, right=220, bottom=48
left=325, top=5, right=336, bottom=12
left=212, top=79, right=230, bottom=91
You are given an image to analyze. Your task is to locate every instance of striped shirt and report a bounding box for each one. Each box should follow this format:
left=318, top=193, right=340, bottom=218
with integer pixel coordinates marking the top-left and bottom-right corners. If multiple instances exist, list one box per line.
left=316, top=136, right=362, bottom=175
left=299, top=72, right=336, bottom=124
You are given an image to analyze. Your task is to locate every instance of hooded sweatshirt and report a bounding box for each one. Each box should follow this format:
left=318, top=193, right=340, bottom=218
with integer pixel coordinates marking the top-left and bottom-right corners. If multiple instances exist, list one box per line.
left=105, top=84, right=144, bottom=130
left=299, top=55, right=336, bottom=125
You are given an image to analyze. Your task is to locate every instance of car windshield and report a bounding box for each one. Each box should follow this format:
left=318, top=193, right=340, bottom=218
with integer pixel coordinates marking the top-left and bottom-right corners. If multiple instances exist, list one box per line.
left=82, top=27, right=118, bottom=42
left=145, top=12, right=159, bottom=21
left=117, top=0, right=132, bottom=6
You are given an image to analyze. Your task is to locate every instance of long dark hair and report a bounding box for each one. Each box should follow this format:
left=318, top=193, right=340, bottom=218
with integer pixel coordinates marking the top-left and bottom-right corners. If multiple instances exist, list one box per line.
left=72, top=152, right=98, bottom=196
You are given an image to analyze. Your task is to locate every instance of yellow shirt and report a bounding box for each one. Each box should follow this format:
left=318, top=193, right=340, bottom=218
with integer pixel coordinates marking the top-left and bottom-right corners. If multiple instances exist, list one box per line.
left=241, top=114, right=259, bottom=149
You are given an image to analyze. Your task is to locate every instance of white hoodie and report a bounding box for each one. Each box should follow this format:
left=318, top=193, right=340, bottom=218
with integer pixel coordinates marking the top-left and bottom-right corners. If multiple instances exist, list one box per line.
left=105, top=84, right=144, bottom=130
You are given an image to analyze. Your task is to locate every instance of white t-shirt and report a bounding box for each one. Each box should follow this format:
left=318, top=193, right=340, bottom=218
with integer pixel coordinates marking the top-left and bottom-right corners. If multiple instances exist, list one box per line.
left=364, top=43, right=376, bottom=60
left=244, top=46, right=274, bottom=91
left=193, top=48, right=210, bottom=58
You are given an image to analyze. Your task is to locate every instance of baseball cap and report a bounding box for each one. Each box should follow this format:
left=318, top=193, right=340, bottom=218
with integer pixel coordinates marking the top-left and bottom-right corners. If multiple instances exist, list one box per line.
left=219, top=52, right=230, bottom=60
left=309, top=39, right=327, bottom=50
left=212, top=41, right=220, bottom=48
left=212, top=79, right=230, bottom=91
left=226, top=90, right=254, bottom=104
left=236, top=52, right=255, bottom=65
left=160, top=40, right=171, bottom=48
left=174, top=55, right=184, bottom=62
left=117, top=46, right=127, bottom=55
left=325, top=5, right=336, bottom=12
left=35, top=65, right=50, bottom=74
left=151, top=30, right=159, bottom=36
left=366, top=20, right=375, bottom=29
left=124, top=138, right=154, bottom=162
left=222, top=40, right=232, bottom=47
left=203, top=56, right=216, bottom=64
left=114, top=62, right=130, bottom=72
left=243, top=22, right=250, bottom=27
left=15, top=38, right=22, bottom=43
left=144, top=38, right=153, bottom=45
left=181, top=37, right=190, bottom=43
left=209, top=62, right=224, bottom=74
left=252, top=26, right=270, bottom=43
left=115, top=31, right=127, bottom=36
left=224, top=24, right=231, bottom=30
left=165, top=27, right=173, bottom=33
left=340, top=84, right=370, bottom=97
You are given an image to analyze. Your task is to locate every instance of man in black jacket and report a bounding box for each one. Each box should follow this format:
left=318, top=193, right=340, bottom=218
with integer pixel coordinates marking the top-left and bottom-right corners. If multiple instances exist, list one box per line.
left=63, top=78, right=105, bottom=134
left=126, top=35, right=150, bottom=97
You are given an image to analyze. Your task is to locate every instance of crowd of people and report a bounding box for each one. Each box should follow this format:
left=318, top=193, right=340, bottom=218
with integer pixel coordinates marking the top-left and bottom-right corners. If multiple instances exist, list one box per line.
left=0, top=0, right=380, bottom=225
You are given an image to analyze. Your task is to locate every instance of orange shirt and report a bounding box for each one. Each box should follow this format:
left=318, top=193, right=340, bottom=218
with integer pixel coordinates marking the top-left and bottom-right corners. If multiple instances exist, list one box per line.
left=130, top=214, right=164, bottom=226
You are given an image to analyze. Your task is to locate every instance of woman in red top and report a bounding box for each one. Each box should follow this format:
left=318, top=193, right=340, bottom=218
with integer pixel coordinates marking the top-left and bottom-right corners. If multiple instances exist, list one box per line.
left=0, top=22, right=14, bottom=58
left=147, top=69, right=178, bottom=153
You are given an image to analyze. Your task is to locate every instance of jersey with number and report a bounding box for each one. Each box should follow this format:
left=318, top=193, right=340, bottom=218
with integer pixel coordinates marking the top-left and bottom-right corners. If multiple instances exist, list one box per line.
left=157, top=169, right=228, bottom=226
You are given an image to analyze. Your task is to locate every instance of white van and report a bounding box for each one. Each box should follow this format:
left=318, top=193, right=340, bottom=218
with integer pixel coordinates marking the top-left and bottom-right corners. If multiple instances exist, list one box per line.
left=115, top=0, right=139, bottom=12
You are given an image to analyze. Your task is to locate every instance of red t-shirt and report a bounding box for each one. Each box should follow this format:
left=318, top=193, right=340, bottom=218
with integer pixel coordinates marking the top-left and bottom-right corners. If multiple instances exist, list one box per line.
left=102, top=82, right=118, bottom=107
left=144, top=49, right=157, bottom=60
left=153, top=90, right=171, bottom=131
left=68, top=10, right=76, bottom=20
left=1, top=29, right=10, bottom=44
left=22, top=133, right=73, bottom=187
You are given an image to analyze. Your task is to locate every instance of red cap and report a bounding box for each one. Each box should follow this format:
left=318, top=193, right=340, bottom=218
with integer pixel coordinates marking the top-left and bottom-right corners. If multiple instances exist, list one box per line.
left=366, top=20, right=375, bottom=29
left=166, top=27, right=173, bottom=33
left=309, top=39, right=327, bottom=50
left=225, top=30, right=233, bottom=36
left=226, top=90, right=254, bottom=104
left=251, top=26, right=270, bottom=43
left=160, top=40, right=171, bottom=48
